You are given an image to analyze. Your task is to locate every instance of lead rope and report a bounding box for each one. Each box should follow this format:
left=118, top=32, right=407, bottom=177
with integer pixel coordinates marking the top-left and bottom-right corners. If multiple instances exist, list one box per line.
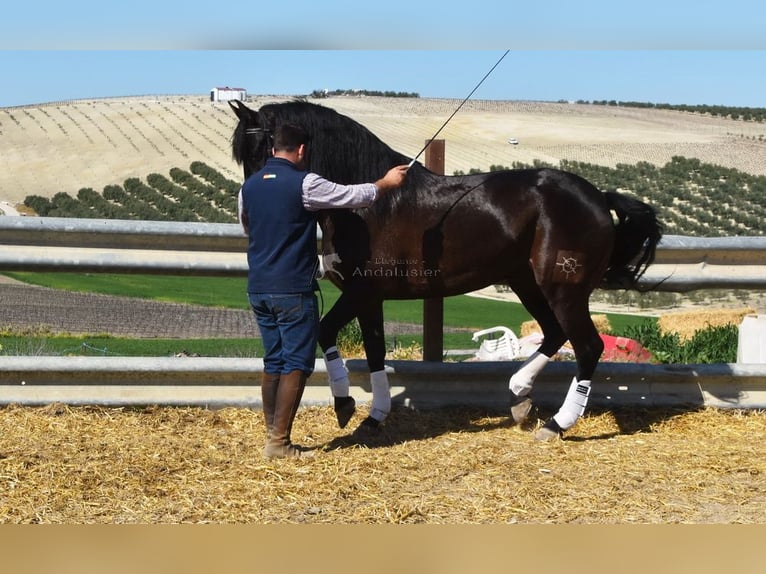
left=408, top=50, right=510, bottom=169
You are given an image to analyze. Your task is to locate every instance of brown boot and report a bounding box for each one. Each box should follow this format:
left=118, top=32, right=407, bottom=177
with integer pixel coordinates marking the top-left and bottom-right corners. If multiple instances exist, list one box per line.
left=263, top=370, right=315, bottom=459
left=261, top=372, right=280, bottom=438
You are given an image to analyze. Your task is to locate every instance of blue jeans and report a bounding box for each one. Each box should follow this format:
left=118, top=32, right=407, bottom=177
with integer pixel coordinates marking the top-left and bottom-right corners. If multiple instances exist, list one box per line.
left=249, top=292, right=319, bottom=375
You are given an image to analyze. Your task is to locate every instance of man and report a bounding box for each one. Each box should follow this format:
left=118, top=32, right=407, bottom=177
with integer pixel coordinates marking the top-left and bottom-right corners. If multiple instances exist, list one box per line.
left=239, top=123, right=408, bottom=459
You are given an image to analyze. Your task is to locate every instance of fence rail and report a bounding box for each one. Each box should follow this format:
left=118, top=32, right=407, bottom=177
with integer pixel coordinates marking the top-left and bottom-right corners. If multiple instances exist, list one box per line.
left=639, top=234, right=766, bottom=292
left=0, top=217, right=248, bottom=275
left=2, top=217, right=766, bottom=290
left=1, top=357, right=765, bottom=410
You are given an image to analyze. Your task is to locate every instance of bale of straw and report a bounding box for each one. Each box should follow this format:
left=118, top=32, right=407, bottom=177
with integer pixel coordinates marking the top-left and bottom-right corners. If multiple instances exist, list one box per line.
left=657, top=307, right=756, bottom=341
left=521, top=314, right=611, bottom=338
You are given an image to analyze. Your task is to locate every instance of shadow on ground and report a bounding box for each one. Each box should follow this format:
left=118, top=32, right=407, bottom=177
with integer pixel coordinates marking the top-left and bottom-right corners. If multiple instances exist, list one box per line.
left=320, top=403, right=702, bottom=451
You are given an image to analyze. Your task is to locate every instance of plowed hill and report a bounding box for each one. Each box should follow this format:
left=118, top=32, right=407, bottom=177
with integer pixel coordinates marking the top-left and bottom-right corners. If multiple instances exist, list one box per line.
left=2, top=95, right=765, bottom=207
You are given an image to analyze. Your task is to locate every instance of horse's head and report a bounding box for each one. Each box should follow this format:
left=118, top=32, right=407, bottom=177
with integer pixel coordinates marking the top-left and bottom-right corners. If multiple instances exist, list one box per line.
left=230, top=100, right=274, bottom=180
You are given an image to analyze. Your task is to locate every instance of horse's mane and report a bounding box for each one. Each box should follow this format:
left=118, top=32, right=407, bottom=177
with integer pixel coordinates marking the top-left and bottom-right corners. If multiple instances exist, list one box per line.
left=232, top=99, right=443, bottom=219
left=263, top=100, right=412, bottom=184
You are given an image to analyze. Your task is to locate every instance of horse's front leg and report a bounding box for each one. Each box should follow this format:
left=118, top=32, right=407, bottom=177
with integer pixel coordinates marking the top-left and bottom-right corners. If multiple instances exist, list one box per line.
left=355, top=298, right=389, bottom=432
left=318, top=291, right=358, bottom=429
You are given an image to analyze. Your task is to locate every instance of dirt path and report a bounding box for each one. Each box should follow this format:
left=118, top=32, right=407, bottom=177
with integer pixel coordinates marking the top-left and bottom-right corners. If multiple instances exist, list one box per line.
left=0, top=280, right=257, bottom=339
left=467, top=285, right=766, bottom=318
left=0, top=280, right=429, bottom=340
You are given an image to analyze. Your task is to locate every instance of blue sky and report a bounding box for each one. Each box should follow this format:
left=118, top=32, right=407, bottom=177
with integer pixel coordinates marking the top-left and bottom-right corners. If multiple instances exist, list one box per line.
left=1, top=1, right=764, bottom=108
left=3, top=51, right=765, bottom=109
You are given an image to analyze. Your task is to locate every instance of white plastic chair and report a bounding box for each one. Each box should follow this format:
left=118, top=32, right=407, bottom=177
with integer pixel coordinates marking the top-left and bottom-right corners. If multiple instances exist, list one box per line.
left=472, top=326, right=521, bottom=361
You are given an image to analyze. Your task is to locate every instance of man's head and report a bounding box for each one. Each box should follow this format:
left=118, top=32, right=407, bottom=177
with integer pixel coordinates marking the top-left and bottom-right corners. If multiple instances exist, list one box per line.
left=272, top=123, right=310, bottom=168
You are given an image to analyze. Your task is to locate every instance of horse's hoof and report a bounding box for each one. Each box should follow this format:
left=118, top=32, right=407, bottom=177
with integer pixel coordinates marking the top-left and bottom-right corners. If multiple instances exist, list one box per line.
left=509, top=392, right=532, bottom=425
left=351, top=416, right=381, bottom=440
left=534, top=418, right=563, bottom=441
left=334, top=396, right=356, bottom=429
left=359, top=416, right=381, bottom=431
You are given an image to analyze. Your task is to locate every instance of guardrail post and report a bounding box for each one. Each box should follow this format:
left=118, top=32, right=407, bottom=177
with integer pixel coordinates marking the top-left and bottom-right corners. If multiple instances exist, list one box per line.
left=423, top=139, right=445, bottom=362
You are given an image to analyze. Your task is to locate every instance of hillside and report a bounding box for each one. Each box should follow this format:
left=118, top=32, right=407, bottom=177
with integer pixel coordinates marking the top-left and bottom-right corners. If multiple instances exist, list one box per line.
left=2, top=94, right=765, bottom=208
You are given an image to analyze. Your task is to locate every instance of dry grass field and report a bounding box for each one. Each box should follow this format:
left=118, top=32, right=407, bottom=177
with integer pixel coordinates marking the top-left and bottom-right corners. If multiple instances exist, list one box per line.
left=2, top=94, right=765, bottom=207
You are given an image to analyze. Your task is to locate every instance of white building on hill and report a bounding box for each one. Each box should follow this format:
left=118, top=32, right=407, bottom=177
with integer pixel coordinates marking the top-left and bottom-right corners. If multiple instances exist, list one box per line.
left=210, top=87, right=247, bottom=102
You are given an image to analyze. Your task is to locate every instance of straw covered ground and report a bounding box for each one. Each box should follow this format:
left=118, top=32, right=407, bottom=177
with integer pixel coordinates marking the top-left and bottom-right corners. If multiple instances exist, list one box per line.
left=1, top=402, right=764, bottom=524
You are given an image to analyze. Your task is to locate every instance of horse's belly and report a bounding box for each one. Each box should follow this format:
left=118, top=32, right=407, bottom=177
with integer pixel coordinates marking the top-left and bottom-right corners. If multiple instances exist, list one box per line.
left=364, top=254, right=510, bottom=299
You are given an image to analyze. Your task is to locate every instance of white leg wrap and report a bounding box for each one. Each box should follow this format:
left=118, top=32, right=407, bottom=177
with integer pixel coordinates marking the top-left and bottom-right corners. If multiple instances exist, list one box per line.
left=552, top=377, right=591, bottom=430
left=323, top=346, right=350, bottom=397
left=369, top=369, right=391, bottom=422
left=509, top=351, right=550, bottom=396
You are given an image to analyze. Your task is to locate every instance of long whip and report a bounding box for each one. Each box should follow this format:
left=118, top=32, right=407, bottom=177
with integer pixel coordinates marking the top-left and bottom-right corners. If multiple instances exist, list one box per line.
left=408, top=50, right=510, bottom=169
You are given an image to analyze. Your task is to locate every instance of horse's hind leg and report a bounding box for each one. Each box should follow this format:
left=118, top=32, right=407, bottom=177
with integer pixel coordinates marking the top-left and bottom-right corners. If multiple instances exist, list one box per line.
left=318, top=291, right=358, bottom=428
left=506, top=272, right=568, bottom=425
left=535, top=287, right=604, bottom=441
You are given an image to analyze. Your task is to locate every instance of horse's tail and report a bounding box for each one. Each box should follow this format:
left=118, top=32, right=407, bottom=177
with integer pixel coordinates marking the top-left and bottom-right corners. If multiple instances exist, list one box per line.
left=602, top=190, right=663, bottom=288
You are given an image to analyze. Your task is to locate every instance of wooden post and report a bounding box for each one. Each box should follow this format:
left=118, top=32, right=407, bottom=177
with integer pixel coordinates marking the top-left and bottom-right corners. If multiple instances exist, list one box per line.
left=423, top=139, right=445, bottom=362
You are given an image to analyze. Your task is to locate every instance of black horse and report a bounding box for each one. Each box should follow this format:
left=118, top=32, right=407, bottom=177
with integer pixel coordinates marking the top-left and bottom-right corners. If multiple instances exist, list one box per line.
left=230, top=99, right=662, bottom=440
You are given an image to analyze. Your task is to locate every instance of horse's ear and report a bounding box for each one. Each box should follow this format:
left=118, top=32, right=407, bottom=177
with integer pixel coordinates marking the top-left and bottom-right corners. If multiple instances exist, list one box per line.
left=228, top=99, right=243, bottom=116
left=228, top=99, right=255, bottom=121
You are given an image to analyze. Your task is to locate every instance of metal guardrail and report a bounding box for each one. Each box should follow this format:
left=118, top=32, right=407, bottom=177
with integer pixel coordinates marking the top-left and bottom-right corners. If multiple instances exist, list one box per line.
left=639, top=235, right=766, bottom=292
left=0, top=218, right=248, bottom=275
left=1, top=217, right=766, bottom=289
left=1, top=357, right=765, bottom=410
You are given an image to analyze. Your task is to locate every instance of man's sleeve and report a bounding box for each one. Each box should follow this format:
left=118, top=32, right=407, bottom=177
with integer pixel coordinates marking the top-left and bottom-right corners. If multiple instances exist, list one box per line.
left=302, top=173, right=377, bottom=211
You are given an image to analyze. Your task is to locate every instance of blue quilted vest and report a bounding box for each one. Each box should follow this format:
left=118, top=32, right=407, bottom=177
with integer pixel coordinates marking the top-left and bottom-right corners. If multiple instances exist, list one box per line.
left=241, top=157, right=318, bottom=293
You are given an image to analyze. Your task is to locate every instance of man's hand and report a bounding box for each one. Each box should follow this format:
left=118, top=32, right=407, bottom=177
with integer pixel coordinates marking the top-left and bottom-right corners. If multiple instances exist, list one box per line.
left=374, top=165, right=409, bottom=196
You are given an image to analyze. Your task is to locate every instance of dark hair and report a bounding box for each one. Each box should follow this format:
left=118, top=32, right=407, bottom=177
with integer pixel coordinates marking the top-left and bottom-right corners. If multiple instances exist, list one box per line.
left=273, top=123, right=310, bottom=152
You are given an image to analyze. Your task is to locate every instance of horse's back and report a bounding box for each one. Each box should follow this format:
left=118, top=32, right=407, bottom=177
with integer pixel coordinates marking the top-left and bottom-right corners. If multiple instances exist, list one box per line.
left=469, top=167, right=612, bottom=230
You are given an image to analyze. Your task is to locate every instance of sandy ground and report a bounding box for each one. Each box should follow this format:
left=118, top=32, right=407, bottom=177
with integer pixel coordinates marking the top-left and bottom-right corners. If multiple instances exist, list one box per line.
left=467, top=285, right=766, bottom=317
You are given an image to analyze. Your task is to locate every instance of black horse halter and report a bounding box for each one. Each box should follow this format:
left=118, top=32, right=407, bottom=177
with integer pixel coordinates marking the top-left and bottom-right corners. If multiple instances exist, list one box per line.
left=245, top=126, right=273, bottom=146
left=242, top=126, right=274, bottom=176
left=245, top=127, right=271, bottom=136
